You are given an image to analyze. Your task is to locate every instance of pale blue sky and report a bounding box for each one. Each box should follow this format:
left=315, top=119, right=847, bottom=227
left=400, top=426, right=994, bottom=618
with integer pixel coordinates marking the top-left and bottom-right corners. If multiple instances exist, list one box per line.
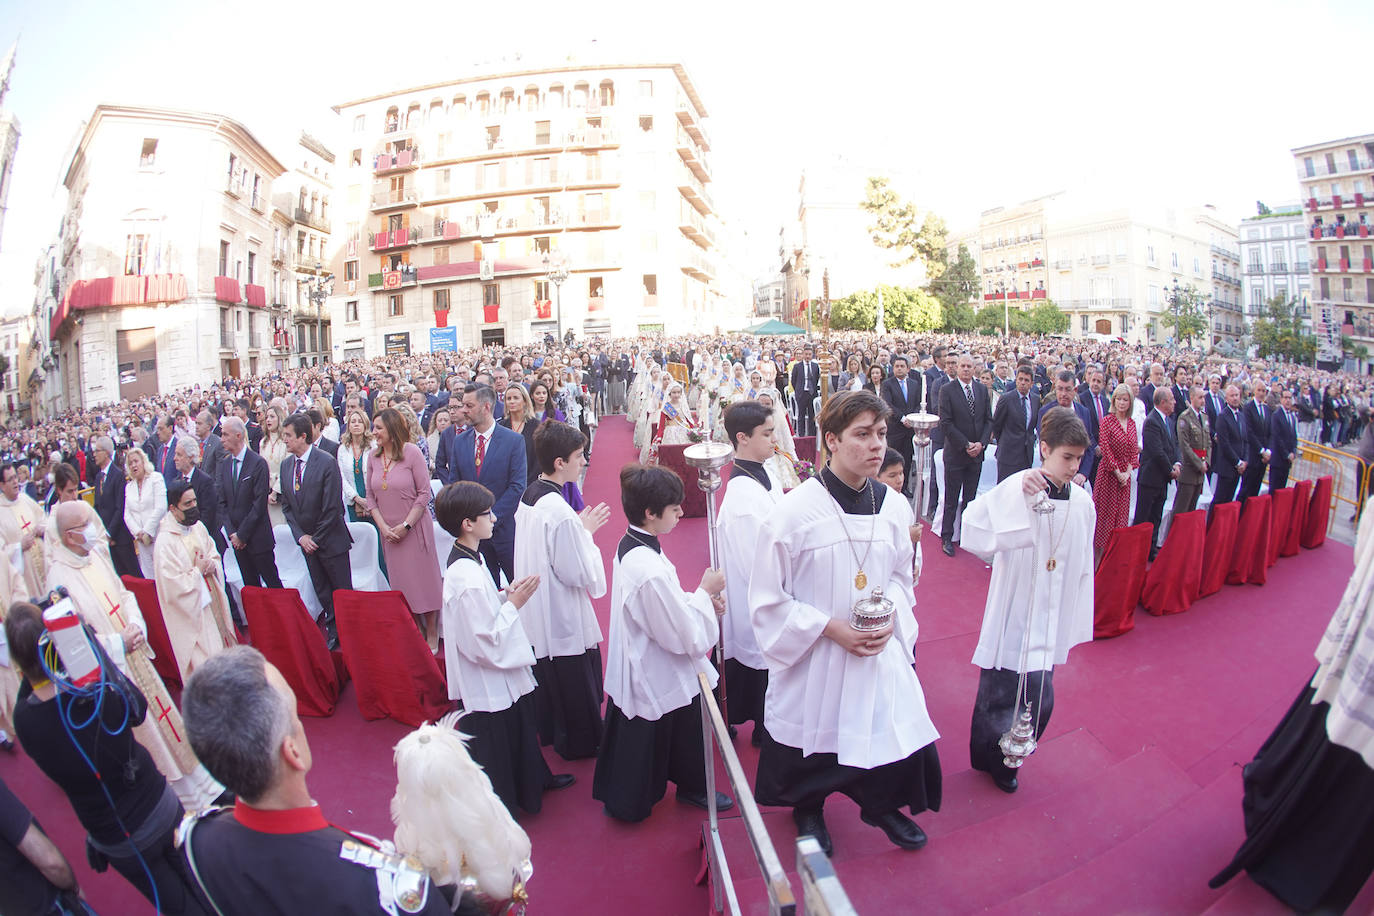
left=1, top=0, right=1370, bottom=311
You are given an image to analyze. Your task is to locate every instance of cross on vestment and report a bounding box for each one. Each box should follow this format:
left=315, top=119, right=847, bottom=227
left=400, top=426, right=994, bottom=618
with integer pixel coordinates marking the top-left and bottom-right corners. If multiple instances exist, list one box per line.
left=103, top=591, right=128, bottom=630
left=153, top=695, right=183, bottom=744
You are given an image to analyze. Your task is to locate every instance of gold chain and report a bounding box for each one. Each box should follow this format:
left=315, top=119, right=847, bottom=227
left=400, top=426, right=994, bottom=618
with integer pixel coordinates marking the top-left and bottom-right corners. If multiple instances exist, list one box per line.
left=824, top=472, right=877, bottom=590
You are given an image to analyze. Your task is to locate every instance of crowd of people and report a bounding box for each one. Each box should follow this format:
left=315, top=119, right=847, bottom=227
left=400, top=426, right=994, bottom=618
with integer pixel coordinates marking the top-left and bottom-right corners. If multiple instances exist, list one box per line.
left=1, top=327, right=1372, bottom=915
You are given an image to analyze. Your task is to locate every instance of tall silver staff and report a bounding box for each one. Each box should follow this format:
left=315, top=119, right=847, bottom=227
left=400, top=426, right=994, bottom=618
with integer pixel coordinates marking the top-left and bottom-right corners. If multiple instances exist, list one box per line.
left=684, top=440, right=733, bottom=726
left=904, top=411, right=940, bottom=519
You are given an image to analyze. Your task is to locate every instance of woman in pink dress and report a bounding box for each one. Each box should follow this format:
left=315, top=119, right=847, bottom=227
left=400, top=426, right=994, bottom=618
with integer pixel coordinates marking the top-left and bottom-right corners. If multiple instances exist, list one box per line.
left=1093, top=383, right=1141, bottom=560
left=366, top=407, right=443, bottom=651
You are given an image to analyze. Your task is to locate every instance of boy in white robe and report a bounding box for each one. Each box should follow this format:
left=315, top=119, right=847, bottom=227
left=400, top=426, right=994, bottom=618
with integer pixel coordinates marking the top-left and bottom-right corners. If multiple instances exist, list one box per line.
left=437, top=481, right=575, bottom=816
left=961, top=405, right=1096, bottom=794
left=512, top=421, right=610, bottom=760
left=751, top=390, right=941, bottom=857
left=717, top=401, right=783, bottom=746
left=592, top=464, right=734, bottom=822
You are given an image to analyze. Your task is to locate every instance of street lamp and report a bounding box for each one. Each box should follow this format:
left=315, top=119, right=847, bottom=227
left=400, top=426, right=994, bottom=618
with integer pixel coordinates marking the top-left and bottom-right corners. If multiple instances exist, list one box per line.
left=307, top=263, right=334, bottom=308
left=1164, top=278, right=1182, bottom=347
left=543, top=251, right=569, bottom=341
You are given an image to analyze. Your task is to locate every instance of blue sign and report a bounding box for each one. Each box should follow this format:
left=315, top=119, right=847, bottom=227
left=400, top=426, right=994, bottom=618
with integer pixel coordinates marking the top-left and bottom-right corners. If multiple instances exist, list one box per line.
left=429, top=327, right=457, bottom=352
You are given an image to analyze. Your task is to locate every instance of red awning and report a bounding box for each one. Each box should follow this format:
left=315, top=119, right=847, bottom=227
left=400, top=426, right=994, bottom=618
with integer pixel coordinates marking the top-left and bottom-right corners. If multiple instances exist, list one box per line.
left=52, top=273, right=189, bottom=337
left=214, top=276, right=241, bottom=303
left=245, top=284, right=267, bottom=308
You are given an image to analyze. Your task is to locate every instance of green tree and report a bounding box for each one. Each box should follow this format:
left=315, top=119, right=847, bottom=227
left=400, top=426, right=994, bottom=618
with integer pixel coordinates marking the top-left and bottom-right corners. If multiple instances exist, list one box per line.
left=1159, top=284, right=1210, bottom=348
left=860, top=177, right=949, bottom=281
left=1252, top=294, right=1316, bottom=364
left=824, top=285, right=943, bottom=333
left=929, top=243, right=979, bottom=312
left=1340, top=334, right=1370, bottom=364
left=1019, top=301, right=1071, bottom=335
left=975, top=303, right=1006, bottom=333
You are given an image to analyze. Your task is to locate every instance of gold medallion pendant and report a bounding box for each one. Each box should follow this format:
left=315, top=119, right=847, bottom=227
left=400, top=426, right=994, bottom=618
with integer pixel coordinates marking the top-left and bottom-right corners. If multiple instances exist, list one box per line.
left=854, top=570, right=868, bottom=590
left=1046, top=558, right=1057, bottom=572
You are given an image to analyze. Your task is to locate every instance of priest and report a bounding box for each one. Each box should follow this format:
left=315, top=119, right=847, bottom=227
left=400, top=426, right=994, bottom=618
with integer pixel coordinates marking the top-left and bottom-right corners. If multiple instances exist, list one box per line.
left=512, top=421, right=610, bottom=760
left=750, top=390, right=941, bottom=857
left=960, top=406, right=1096, bottom=794
left=0, top=542, right=27, bottom=751
left=46, top=501, right=223, bottom=809
left=0, top=462, right=46, bottom=600
left=152, top=480, right=237, bottom=682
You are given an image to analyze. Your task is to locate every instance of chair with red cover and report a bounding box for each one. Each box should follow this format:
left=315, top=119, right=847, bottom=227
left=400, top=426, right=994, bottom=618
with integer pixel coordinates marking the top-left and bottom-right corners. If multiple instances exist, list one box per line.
left=1227, top=494, right=1272, bottom=586
left=656, top=444, right=707, bottom=518
left=240, top=586, right=340, bottom=717
left=1093, top=523, right=1151, bottom=638
left=1198, top=502, right=1240, bottom=598
left=1281, top=478, right=1313, bottom=557
left=1266, top=486, right=1295, bottom=568
left=1140, top=510, right=1205, bottom=616
left=794, top=436, right=818, bottom=465
left=1300, top=475, right=1333, bottom=549
left=333, top=590, right=452, bottom=727
left=121, top=575, right=181, bottom=689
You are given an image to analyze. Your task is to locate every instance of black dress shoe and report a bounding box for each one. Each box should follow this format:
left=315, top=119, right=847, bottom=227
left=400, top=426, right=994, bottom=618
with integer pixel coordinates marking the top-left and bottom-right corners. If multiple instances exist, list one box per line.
left=860, top=810, right=928, bottom=850
left=793, top=809, right=833, bottom=857
left=676, top=789, right=734, bottom=811
left=548, top=773, right=576, bottom=790
left=942, top=538, right=956, bottom=558
left=991, top=772, right=1018, bottom=794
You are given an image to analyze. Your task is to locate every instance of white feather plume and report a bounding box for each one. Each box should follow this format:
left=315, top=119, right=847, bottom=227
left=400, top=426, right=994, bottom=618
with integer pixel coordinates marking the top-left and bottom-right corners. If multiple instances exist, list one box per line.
left=391, top=711, right=532, bottom=900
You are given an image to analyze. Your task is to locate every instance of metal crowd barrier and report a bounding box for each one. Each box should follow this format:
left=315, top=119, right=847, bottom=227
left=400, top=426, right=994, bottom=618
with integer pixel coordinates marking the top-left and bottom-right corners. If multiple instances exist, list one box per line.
left=1295, top=439, right=1360, bottom=531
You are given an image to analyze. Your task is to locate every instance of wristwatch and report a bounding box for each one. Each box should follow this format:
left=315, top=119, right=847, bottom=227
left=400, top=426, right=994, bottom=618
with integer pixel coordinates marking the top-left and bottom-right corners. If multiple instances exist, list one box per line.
left=403, top=522, right=412, bottom=531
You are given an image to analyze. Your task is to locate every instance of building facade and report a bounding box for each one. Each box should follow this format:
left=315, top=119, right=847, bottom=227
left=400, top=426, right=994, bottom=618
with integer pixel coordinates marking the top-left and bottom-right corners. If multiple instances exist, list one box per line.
left=50, top=105, right=286, bottom=409
left=0, top=43, right=20, bottom=253
left=1237, top=204, right=1311, bottom=335
left=1293, top=134, right=1374, bottom=366
left=329, top=61, right=722, bottom=358
left=277, top=132, right=335, bottom=369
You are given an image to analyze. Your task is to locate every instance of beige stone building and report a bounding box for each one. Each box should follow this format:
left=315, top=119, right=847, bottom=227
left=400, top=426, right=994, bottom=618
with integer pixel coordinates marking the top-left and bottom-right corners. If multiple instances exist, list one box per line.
left=50, top=105, right=285, bottom=408
left=329, top=60, right=723, bottom=356
left=275, top=132, right=335, bottom=370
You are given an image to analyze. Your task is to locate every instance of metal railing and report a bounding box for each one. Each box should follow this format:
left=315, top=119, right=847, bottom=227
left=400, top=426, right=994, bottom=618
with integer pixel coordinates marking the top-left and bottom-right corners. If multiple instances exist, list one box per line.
left=1294, top=439, right=1357, bottom=533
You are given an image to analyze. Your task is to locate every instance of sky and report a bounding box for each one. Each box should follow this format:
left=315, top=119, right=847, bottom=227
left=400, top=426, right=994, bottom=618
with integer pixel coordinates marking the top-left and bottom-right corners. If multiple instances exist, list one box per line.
left=0, top=0, right=1370, bottom=316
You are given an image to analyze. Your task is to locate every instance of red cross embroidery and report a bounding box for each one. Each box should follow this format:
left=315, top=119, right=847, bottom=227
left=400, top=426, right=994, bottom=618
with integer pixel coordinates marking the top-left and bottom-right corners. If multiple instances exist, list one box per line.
left=154, top=696, right=183, bottom=743
left=19, top=519, right=30, bottom=530
left=103, top=591, right=128, bottom=630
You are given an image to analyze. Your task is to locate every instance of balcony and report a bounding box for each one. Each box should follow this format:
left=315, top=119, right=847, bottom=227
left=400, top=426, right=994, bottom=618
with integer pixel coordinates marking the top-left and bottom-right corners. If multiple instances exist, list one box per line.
left=1052, top=259, right=1073, bottom=270
left=294, top=256, right=328, bottom=274
left=219, top=329, right=233, bottom=350
left=1311, top=221, right=1371, bottom=240
left=213, top=276, right=241, bottom=304
left=374, top=148, right=420, bottom=174
left=1296, top=158, right=1374, bottom=180
left=678, top=208, right=715, bottom=249
left=678, top=166, right=715, bottom=216
left=675, top=102, right=710, bottom=150
left=271, top=246, right=289, bottom=266
left=1245, top=265, right=1265, bottom=275
left=1090, top=255, right=1110, bottom=266
left=250, top=188, right=268, bottom=212
left=1210, top=243, right=1240, bottom=260
left=368, top=265, right=418, bottom=290
left=370, top=227, right=418, bottom=251
left=564, top=126, right=619, bottom=150
left=293, top=207, right=331, bottom=233
left=681, top=249, right=715, bottom=282
left=643, top=294, right=658, bottom=310
left=675, top=127, right=711, bottom=183
left=224, top=174, right=244, bottom=198
left=370, top=187, right=419, bottom=211
left=1211, top=270, right=1241, bottom=285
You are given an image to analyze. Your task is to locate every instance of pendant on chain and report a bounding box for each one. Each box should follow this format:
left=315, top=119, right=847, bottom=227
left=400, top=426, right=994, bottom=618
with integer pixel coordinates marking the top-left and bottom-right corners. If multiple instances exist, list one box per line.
left=854, top=570, right=867, bottom=590
left=1046, top=557, right=1057, bottom=572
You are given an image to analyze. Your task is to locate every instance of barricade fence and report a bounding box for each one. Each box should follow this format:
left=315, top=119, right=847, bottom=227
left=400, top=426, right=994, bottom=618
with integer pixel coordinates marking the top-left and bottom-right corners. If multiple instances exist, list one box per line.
left=1296, top=439, right=1360, bottom=530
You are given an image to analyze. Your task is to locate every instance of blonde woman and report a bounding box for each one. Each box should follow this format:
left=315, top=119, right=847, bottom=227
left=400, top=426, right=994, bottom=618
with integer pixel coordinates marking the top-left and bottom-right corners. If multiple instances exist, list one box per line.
left=314, top=397, right=340, bottom=442
left=338, top=408, right=374, bottom=524
left=260, top=404, right=288, bottom=528
left=123, top=447, right=167, bottom=578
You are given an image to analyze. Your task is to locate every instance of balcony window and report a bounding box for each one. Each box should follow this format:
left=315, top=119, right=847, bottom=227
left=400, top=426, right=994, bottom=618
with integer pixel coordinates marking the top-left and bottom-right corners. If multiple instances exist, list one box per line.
left=547, top=85, right=563, bottom=109
left=1326, top=153, right=1338, bottom=174
left=434, top=246, right=449, bottom=266
left=598, top=80, right=615, bottom=106
left=1304, top=157, right=1315, bottom=178
left=353, top=114, right=365, bottom=133
left=434, top=289, right=450, bottom=311
left=535, top=120, right=551, bottom=146
left=346, top=300, right=358, bottom=322
left=389, top=294, right=403, bottom=317
left=124, top=234, right=148, bottom=275
left=139, top=138, right=157, bottom=167
left=344, top=261, right=359, bottom=282
left=483, top=283, right=500, bottom=307
left=219, top=240, right=230, bottom=277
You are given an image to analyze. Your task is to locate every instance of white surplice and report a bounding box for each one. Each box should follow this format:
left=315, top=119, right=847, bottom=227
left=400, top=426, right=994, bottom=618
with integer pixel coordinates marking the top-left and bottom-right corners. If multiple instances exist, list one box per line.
left=717, top=467, right=782, bottom=670
left=0, top=491, right=46, bottom=600
left=961, top=471, right=1096, bottom=673
left=750, top=477, right=939, bottom=769
left=604, top=537, right=718, bottom=722
left=512, top=487, right=606, bottom=660
left=441, top=554, right=537, bottom=712
left=152, top=513, right=236, bottom=681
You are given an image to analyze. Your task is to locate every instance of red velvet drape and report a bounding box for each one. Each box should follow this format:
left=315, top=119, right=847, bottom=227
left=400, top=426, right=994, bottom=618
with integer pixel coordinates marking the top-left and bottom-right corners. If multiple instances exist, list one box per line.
left=334, top=590, right=452, bottom=727
left=1199, top=502, right=1240, bottom=598
left=657, top=444, right=709, bottom=518
left=1093, top=523, right=1151, bottom=638
left=794, top=436, right=818, bottom=465
left=1227, top=495, right=1272, bottom=586
left=122, top=575, right=181, bottom=688
left=1266, top=487, right=1295, bottom=568
left=1140, top=510, right=1205, bottom=616
left=1282, top=479, right=1313, bottom=557
left=240, top=587, right=339, bottom=717
left=1300, top=475, right=1332, bottom=549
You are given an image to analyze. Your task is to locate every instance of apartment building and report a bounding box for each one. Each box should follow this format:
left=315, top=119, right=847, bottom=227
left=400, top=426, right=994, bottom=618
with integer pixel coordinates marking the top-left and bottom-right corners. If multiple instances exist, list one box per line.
left=50, top=104, right=285, bottom=408
left=1237, top=204, right=1312, bottom=335
left=1293, top=134, right=1374, bottom=366
left=329, top=60, right=722, bottom=356
left=275, top=132, right=335, bottom=369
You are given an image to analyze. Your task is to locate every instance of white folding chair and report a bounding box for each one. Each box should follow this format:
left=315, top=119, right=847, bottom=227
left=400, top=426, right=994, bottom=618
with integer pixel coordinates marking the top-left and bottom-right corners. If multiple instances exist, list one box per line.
left=430, top=478, right=442, bottom=498
left=272, top=524, right=323, bottom=618
left=432, top=519, right=456, bottom=578
left=346, top=521, right=390, bottom=592
left=222, top=545, right=244, bottom=610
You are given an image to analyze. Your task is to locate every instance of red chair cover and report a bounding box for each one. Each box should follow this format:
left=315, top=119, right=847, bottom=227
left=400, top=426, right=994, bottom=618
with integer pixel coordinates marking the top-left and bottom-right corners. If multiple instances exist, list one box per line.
left=1140, top=510, right=1205, bottom=616
left=1227, top=495, right=1272, bottom=586
left=656, top=444, right=707, bottom=518
left=794, top=436, right=818, bottom=465
left=1266, top=487, right=1296, bottom=567
left=1282, top=479, right=1313, bottom=557
left=1198, top=502, right=1240, bottom=598
left=333, top=590, right=452, bottom=727
left=1300, top=476, right=1333, bottom=549
left=1093, top=523, right=1151, bottom=638
left=121, top=575, right=181, bottom=688
left=240, top=587, right=339, bottom=717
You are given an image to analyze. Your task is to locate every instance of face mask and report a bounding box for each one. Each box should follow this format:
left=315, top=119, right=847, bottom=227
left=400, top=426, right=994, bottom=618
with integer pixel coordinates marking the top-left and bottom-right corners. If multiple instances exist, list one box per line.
left=179, top=507, right=201, bottom=528
left=81, top=521, right=103, bottom=548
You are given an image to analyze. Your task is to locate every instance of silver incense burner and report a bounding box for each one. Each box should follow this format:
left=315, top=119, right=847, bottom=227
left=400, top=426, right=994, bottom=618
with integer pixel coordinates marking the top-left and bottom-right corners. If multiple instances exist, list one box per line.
left=850, top=587, right=895, bottom=632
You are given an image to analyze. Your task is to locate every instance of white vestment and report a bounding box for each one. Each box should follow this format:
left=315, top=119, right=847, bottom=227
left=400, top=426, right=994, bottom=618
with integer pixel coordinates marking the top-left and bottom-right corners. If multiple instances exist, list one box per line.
left=962, top=471, right=1097, bottom=672
left=0, top=492, right=46, bottom=600
left=717, top=467, right=782, bottom=670
left=512, top=486, right=605, bottom=660
left=0, top=544, right=27, bottom=720
left=441, top=553, right=537, bottom=712
left=152, top=513, right=237, bottom=681
left=750, top=478, right=939, bottom=769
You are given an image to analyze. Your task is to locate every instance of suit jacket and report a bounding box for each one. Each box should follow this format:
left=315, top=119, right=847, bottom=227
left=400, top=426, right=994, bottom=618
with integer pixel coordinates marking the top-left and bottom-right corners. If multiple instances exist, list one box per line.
left=1204, top=389, right=1226, bottom=435
left=1139, top=382, right=1157, bottom=413
left=991, top=389, right=1040, bottom=472
left=1177, top=406, right=1211, bottom=485
left=198, top=432, right=225, bottom=480
left=314, top=436, right=339, bottom=458
left=926, top=373, right=952, bottom=448
left=1242, top=399, right=1273, bottom=465
left=1077, top=390, right=1110, bottom=448
left=1139, top=409, right=1180, bottom=491
left=215, top=447, right=275, bottom=555
left=246, top=421, right=264, bottom=453
left=153, top=437, right=180, bottom=483
left=1215, top=406, right=1247, bottom=476
left=937, top=378, right=992, bottom=468
left=279, top=447, right=351, bottom=557
left=93, top=461, right=135, bottom=547
left=174, top=468, right=227, bottom=554
left=790, top=360, right=821, bottom=396
left=1270, top=407, right=1298, bottom=466
left=880, top=375, right=924, bottom=444
left=434, top=425, right=459, bottom=486
left=451, top=424, right=526, bottom=535
left=1065, top=399, right=1100, bottom=482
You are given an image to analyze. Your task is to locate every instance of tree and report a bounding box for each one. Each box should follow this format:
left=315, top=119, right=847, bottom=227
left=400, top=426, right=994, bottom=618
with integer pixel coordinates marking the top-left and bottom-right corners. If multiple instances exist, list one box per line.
left=1340, top=334, right=1370, bottom=364
left=929, top=244, right=979, bottom=313
left=1256, top=200, right=1272, bottom=216
left=1158, top=283, right=1210, bottom=348
left=859, top=177, right=949, bottom=281
left=1251, top=294, right=1316, bottom=364
left=975, top=303, right=1006, bottom=333
left=824, top=285, right=943, bottom=333
left=1019, top=301, right=1071, bottom=336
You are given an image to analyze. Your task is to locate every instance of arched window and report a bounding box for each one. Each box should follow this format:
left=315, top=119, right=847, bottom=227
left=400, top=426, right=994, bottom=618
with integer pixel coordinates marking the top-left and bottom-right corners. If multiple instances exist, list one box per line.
left=475, top=91, right=490, bottom=115
left=427, top=98, right=444, bottom=123
left=598, top=79, right=615, bottom=107
left=405, top=103, right=421, bottom=129
left=499, top=87, right=515, bottom=114
left=299, top=187, right=308, bottom=211
left=452, top=94, right=467, bottom=119
left=320, top=196, right=329, bottom=220
left=547, top=84, right=564, bottom=110
left=524, top=84, right=540, bottom=111
left=385, top=106, right=399, bottom=133
left=572, top=82, right=589, bottom=109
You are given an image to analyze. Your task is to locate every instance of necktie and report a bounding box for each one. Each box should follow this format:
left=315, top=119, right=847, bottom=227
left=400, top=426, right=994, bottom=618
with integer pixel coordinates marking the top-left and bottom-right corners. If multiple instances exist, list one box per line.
left=900, top=378, right=907, bottom=403
left=97, top=471, right=104, bottom=499
left=293, top=456, right=303, bottom=492
left=965, top=384, right=975, bottom=414
left=1259, top=404, right=1265, bottom=423
left=475, top=433, right=486, bottom=473
left=232, top=457, right=240, bottom=495
left=1022, top=395, right=1030, bottom=428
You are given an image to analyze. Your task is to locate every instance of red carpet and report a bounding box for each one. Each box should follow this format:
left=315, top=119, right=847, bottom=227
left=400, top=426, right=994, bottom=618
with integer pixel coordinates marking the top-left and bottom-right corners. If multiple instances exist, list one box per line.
left=3, top=415, right=1371, bottom=914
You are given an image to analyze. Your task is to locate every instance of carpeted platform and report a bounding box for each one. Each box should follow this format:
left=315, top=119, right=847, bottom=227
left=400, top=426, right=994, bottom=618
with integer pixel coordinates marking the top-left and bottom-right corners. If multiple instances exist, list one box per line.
left=3, top=414, right=1371, bottom=914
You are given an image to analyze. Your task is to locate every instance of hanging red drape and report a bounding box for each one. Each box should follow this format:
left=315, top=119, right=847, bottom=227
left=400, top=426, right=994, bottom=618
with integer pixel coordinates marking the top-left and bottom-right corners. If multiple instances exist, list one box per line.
left=1199, top=502, right=1240, bottom=597
left=1227, top=495, right=1272, bottom=586
left=1140, top=510, right=1206, bottom=616
left=1282, top=479, right=1314, bottom=557
left=1267, top=486, right=1295, bottom=568
left=240, top=587, right=340, bottom=717
left=1300, top=475, right=1333, bottom=548
left=333, top=590, right=451, bottom=727
left=1093, top=523, right=1151, bottom=638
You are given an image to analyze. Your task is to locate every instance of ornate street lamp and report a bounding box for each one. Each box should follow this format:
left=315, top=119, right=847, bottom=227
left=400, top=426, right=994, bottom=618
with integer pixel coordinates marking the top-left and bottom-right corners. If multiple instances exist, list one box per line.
left=543, top=251, right=569, bottom=340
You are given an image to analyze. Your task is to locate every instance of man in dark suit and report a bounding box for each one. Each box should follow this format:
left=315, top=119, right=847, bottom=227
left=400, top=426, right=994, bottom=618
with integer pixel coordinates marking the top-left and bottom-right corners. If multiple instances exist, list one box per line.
left=1213, top=384, right=1248, bottom=506
left=1240, top=381, right=1273, bottom=503
left=790, top=346, right=821, bottom=438
left=194, top=410, right=225, bottom=481
left=1050, top=370, right=1098, bottom=484
left=1169, top=366, right=1191, bottom=437
left=991, top=366, right=1040, bottom=482
left=153, top=414, right=179, bottom=482
left=1135, top=387, right=1181, bottom=561
left=1269, top=388, right=1299, bottom=491
left=172, top=439, right=227, bottom=555
left=451, top=384, right=526, bottom=585
left=90, top=435, right=141, bottom=579
left=306, top=409, right=339, bottom=458
left=215, top=417, right=283, bottom=591
left=937, top=353, right=992, bottom=557
left=924, top=349, right=956, bottom=518
left=235, top=399, right=263, bottom=452
left=279, top=413, right=351, bottom=647
left=880, top=355, right=923, bottom=494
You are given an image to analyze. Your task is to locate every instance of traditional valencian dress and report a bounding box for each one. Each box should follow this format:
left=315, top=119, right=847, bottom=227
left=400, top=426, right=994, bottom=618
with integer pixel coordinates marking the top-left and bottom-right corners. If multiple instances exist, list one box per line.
left=0, top=489, right=46, bottom=600
left=512, top=477, right=607, bottom=761
left=152, top=512, right=237, bottom=682
left=960, top=473, right=1095, bottom=787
